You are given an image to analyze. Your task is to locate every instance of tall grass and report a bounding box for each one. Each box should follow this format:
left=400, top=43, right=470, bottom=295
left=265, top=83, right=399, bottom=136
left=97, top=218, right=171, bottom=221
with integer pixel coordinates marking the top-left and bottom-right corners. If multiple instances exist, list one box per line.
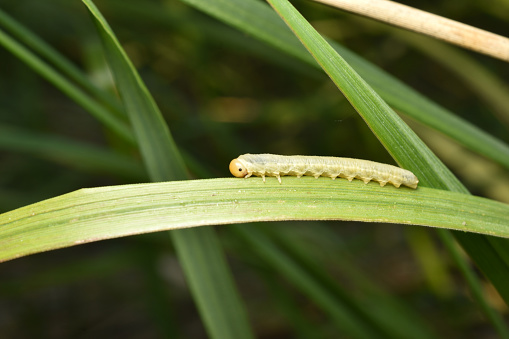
left=0, top=0, right=508, bottom=337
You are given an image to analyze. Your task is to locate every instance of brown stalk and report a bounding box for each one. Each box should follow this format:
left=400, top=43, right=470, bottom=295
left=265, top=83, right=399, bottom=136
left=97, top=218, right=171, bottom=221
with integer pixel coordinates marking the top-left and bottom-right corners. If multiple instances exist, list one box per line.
left=311, top=0, right=509, bottom=62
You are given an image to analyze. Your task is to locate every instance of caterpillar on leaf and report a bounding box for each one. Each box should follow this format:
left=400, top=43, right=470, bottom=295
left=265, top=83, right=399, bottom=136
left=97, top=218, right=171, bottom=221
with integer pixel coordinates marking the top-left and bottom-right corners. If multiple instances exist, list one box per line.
left=229, top=154, right=418, bottom=189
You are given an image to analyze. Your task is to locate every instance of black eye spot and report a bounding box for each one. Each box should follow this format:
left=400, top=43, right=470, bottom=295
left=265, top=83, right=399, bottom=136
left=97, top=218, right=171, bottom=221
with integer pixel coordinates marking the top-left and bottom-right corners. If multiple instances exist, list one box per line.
left=238, top=168, right=242, bottom=171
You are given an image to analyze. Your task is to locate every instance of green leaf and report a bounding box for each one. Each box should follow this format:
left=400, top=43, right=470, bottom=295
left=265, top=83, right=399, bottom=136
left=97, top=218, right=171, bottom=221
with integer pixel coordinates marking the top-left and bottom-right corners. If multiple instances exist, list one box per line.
left=264, top=0, right=456, bottom=186
left=233, top=225, right=439, bottom=339
left=393, top=29, right=509, bottom=127
left=263, top=0, right=509, bottom=329
left=1, top=178, right=508, bottom=263
left=81, top=0, right=185, bottom=181
left=0, top=28, right=133, bottom=143
left=0, top=8, right=124, bottom=116
left=81, top=1, right=254, bottom=338
left=178, top=0, right=509, bottom=170
left=0, top=125, right=145, bottom=180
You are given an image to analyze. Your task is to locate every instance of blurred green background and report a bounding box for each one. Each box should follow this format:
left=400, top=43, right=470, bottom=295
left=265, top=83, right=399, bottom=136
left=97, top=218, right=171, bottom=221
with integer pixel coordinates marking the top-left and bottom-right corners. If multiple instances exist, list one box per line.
left=1, top=0, right=508, bottom=337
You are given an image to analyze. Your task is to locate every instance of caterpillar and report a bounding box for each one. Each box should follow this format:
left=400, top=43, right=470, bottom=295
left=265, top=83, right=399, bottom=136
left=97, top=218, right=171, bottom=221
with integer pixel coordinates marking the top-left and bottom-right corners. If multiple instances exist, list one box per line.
left=229, top=154, right=418, bottom=189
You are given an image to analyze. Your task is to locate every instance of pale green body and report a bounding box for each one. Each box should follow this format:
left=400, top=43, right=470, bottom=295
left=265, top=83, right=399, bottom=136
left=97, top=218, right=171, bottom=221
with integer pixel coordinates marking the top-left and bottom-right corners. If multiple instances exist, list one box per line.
left=236, top=154, right=418, bottom=189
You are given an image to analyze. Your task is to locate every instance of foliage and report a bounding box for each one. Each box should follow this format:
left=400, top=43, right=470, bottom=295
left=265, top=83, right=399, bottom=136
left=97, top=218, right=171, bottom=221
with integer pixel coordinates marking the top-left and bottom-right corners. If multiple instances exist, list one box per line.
left=0, top=0, right=508, bottom=337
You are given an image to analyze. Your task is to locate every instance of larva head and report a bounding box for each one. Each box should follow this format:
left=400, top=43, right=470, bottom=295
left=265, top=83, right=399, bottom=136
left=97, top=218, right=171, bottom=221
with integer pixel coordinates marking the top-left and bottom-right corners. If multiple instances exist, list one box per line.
left=229, top=158, right=248, bottom=178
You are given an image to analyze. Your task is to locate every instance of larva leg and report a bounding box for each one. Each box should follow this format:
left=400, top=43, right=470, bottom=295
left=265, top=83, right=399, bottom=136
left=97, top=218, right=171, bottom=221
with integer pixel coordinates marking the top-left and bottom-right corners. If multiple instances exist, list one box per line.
left=362, top=178, right=371, bottom=184
left=276, top=174, right=282, bottom=184
left=314, top=171, right=323, bottom=179
left=346, top=176, right=354, bottom=182
left=379, top=181, right=387, bottom=187
left=262, top=174, right=266, bottom=182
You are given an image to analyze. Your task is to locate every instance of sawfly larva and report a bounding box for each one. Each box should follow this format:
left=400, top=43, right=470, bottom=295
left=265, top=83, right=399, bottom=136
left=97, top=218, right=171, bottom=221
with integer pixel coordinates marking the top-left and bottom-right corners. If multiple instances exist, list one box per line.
left=229, top=154, right=418, bottom=189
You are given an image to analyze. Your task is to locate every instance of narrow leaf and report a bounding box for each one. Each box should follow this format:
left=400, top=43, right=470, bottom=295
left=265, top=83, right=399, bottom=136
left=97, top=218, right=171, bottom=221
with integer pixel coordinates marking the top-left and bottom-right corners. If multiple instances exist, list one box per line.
left=1, top=178, right=508, bottom=262
left=0, top=29, right=133, bottom=142
left=81, top=1, right=254, bottom=338
left=265, top=0, right=509, bottom=318
left=179, top=0, right=509, bottom=170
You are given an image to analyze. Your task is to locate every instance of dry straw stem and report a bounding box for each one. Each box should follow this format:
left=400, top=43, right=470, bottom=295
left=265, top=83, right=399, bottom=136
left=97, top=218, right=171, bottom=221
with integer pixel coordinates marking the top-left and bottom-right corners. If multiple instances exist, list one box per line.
left=311, top=0, right=509, bottom=62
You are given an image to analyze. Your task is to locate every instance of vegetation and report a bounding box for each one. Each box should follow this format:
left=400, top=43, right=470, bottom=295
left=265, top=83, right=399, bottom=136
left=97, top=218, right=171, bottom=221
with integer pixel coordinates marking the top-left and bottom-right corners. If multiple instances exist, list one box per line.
left=1, top=0, right=508, bottom=337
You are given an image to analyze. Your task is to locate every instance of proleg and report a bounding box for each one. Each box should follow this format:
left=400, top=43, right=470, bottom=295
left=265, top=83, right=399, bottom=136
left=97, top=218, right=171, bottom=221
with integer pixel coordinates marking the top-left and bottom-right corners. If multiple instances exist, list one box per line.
left=228, top=153, right=418, bottom=189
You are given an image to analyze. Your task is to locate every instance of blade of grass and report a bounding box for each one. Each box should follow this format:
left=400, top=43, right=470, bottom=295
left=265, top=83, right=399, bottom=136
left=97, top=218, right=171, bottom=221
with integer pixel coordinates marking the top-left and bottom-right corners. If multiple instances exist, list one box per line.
left=0, top=28, right=133, bottom=143
left=0, top=8, right=124, bottom=116
left=232, top=225, right=382, bottom=339
left=264, top=0, right=509, bottom=332
left=265, top=0, right=457, bottom=187
left=179, top=0, right=509, bottom=170
left=80, top=1, right=254, bottom=338
left=395, top=31, right=509, bottom=127
left=1, top=178, right=509, bottom=262
left=310, top=0, right=509, bottom=62
left=179, top=0, right=509, bottom=327
left=0, top=125, right=145, bottom=180
left=266, top=224, right=441, bottom=338
left=435, top=229, right=509, bottom=337
left=406, top=228, right=454, bottom=297
left=408, top=120, right=509, bottom=203
left=257, top=270, right=320, bottom=339
left=80, top=5, right=186, bottom=181
left=255, top=225, right=439, bottom=338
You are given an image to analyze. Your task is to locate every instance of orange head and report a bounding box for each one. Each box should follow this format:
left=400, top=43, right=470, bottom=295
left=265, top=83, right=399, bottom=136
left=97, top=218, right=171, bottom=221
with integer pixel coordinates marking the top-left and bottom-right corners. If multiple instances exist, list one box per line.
left=229, top=158, right=248, bottom=178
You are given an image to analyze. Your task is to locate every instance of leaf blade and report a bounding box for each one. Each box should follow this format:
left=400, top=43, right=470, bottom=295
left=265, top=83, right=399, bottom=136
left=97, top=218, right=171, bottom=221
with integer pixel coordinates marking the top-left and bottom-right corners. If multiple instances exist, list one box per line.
left=178, top=0, right=509, bottom=170
left=2, top=178, right=508, bottom=262
left=264, top=0, right=509, bottom=319
left=81, top=1, right=254, bottom=338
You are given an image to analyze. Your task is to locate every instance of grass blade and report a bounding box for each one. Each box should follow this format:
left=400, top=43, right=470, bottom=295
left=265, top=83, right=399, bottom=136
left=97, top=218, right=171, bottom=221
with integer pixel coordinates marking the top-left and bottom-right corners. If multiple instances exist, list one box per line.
left=0, top=28, right=133, bottom=143
left=81, top=1, right=254, bottom=338
left=0, top=125, right=145, bottom=180
left=1, top=178, right=509, bottom=262
left=264, top=0, right=509, bottom=329
left=310, top=0, right=509, bottom=62
left=265, top=0, right=456, bottom=187
left=233, top=226, right=381, bottom=339
left=0, top=8, right=124, bottom=115
left=395, top=31, right=509, bottom=127
left=179, top=0, right=509, bottom=170
left=233, top=225, right=438, bottom=338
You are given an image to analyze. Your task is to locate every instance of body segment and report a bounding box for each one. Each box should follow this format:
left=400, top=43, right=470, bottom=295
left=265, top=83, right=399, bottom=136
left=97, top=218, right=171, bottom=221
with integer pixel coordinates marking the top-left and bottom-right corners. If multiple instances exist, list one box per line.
left=229, top=153, right=418, bottom=189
